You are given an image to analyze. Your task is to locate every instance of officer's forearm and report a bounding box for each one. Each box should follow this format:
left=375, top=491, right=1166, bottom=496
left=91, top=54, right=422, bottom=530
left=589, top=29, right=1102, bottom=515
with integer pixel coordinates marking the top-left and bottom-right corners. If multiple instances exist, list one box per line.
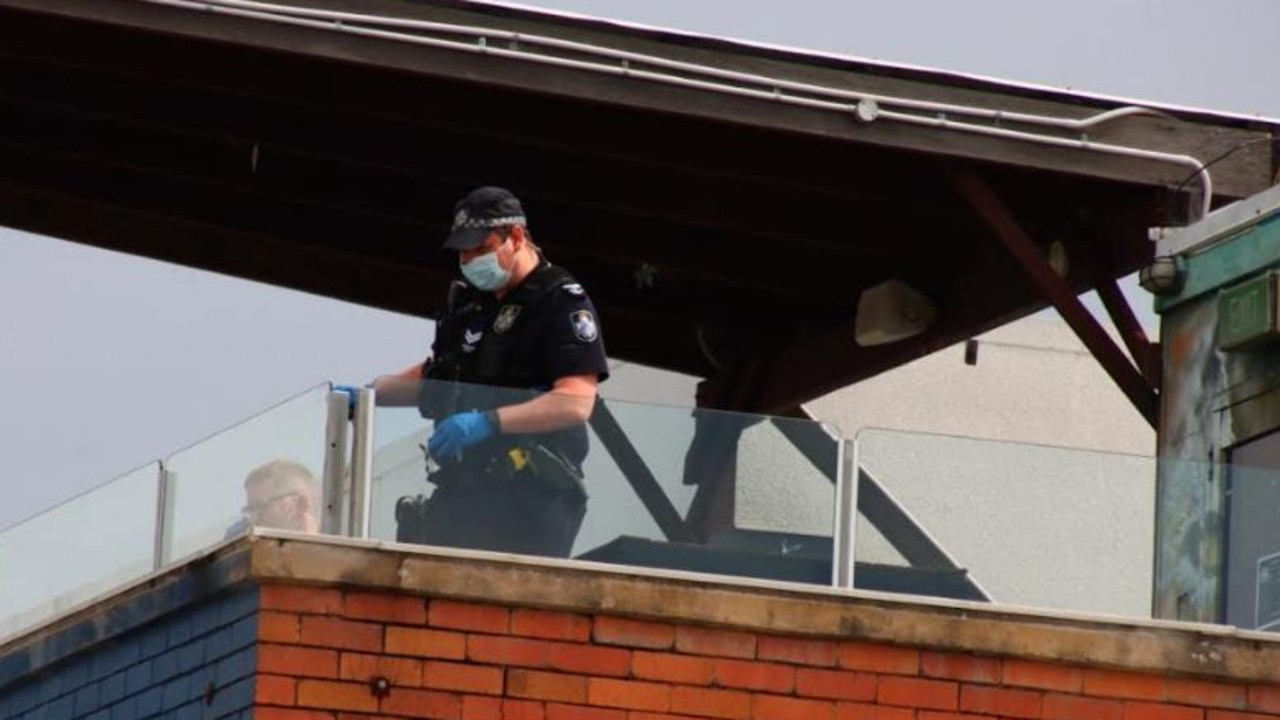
left=370, top=376, right=420, bottom=406
left=493, top=391, right=594, bottom=434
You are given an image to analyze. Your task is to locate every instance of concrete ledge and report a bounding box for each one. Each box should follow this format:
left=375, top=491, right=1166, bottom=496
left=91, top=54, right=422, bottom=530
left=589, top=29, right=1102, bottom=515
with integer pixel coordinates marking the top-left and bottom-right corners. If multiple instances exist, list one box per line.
left=248, top=531, right=1280, bottom=684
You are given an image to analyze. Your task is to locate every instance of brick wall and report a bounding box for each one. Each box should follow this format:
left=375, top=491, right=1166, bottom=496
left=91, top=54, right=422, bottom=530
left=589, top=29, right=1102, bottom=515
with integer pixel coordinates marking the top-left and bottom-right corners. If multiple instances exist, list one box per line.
left=0, top=588, right=258, bottom=720
left=254, top=584, right=1280, bottom=720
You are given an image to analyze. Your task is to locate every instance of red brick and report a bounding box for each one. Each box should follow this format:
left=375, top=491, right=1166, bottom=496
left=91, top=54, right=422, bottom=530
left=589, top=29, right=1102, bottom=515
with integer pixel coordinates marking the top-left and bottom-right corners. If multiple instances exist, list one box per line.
left=1168, top=679, right=1247, bottom=709
left=423, top=660, right=504, bottom=695
left=504, top=699, right=547, bottom=720
left=877, top=676, right=958, bottom=710
left=587, top=678, right=672, bottom=711
left=512, top=609, right=592, bottom=641
left=548, top=643, right=631, bottom=677
left=1248, top=685, right=1280, bottom=713
left=795, top=668, right=876, bottom=702
left=296, top=679, right=379, bottom=713
left=508, top=670, right=589, bottom=704
left=920, top=652, right=1000, bottom=684
left=430, top=600, right=510, bottom=634
left=262, top=586, right=343, bottom=614
left=758, top=636, right=838, bottom=667
left=546, top=704, right=627, bottom=720
left=1083, top=670, right=1168, bottom=701
left=630, top=714, right=713, bottom=720
left=1003, top=660, right=1082, bottom=692
left=670, top=686, right=752, bottom=719
left=260, top=644, right=339, bottom=678
left=712, top=659, right=795, bottom=693
left=1043, top=693, right=1123, bottom=720
left=256, top=675, right=297, bottom=705
left=752, top=694, right=835, bottom=720
left=675, top=627, right=756, bottom=659
left=837, top=642, right=920, bottom=675
left=380, top=688, right=463, bottom=720
left=468, top=635, right=552, bottom=667
left=462, top=695, right=502, bottom=720
left=835, top=702, right=914, bottom=720
left=916, top=713, right=989, bottom=720
left=260, top=611, right=302, bottom=643
left=1210, top=712, right=1280, bottom=720
left=594, top=617, right=676, bottom=650
left=633, top=652, right=715, bottom=685
left=340, top=652, right=423, bottom=687
left=256, top=710, right=335, bottom=720
left=344, top=592, right=427, bottom=624
left=959, top=685, right=1041, bottom=719
left=299, top=616, right=383, bottom=653
left=386, top=627, right=468, bottom=660
left=1123, top=701, right=1205, bottom=720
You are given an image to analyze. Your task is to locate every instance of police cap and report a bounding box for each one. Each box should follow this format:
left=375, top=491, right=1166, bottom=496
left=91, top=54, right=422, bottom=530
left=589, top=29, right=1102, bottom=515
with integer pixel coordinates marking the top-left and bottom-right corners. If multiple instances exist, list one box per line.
left=443, top=186, right=528, bottom=250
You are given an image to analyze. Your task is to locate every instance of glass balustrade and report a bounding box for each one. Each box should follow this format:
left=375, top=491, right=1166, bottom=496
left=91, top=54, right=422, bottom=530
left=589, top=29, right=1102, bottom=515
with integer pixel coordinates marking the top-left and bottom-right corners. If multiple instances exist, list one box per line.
left=30, top=372, right=1280, bottom=642
left=160, top=383, right=335, bottom=565
left=370, top=379, right=843, bottom=585
left=0, top=463, right=161, bottom=643
left=853, top=428, right=1156, bottom=617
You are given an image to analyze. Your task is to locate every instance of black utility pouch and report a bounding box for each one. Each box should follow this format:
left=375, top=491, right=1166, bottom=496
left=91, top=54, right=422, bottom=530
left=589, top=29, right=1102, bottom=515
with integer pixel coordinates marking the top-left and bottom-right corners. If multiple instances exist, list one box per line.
left=525, top=442, right=588, bottom=499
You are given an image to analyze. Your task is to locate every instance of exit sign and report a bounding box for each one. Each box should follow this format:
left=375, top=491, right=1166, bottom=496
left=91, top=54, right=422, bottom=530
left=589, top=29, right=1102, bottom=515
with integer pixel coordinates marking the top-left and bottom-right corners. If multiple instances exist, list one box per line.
left=1218, top=272, right=1280, bottom=351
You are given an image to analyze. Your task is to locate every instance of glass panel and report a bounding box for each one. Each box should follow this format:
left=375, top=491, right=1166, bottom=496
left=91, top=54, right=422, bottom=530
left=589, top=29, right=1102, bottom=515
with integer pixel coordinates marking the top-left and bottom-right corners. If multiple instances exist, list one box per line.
left=0, top=463, right=160, bottom=642
left=855, top=428, right=1155, bottom=617
left=371, top=379, right=840, bottom=585
left=162, top=383, right=332, bottom=565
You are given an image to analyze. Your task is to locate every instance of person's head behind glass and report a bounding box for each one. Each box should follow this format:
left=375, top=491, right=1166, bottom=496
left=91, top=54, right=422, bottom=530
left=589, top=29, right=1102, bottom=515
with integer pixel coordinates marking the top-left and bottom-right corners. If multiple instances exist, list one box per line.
left=241, top=459, right=321, bottom=534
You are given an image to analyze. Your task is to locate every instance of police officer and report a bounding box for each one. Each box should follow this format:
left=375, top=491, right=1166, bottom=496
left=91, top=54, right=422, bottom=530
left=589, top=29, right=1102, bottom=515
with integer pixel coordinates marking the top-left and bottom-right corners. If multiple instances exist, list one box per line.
left=371, top=186, right=609, bottom=557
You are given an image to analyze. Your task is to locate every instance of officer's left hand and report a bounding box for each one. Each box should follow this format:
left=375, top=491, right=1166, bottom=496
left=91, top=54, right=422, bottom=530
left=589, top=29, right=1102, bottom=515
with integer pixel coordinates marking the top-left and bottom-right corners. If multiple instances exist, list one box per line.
left=427, top=411, right=496, bottom=458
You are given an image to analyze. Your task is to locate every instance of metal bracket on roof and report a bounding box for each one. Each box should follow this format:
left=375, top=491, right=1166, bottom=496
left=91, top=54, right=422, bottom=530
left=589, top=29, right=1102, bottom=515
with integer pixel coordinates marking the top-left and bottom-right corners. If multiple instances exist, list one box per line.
left=951, top=171, right=1159, bottom=428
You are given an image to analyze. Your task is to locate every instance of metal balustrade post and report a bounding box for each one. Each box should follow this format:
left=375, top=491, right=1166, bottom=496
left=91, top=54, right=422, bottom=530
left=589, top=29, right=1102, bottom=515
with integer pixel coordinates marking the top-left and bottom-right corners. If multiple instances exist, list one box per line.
left=153, top=465, right=175, bottom=571
left=348, top=388, right=376, bottom=539
left=322, top=391, right=353, bottom=536
left=832, top=437, right=858, bottom=589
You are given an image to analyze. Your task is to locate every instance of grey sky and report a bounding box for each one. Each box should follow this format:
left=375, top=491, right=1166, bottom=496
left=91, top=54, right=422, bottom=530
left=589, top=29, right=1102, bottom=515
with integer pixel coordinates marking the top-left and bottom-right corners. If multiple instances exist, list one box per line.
left=2, top=0, right=1278, bottom=530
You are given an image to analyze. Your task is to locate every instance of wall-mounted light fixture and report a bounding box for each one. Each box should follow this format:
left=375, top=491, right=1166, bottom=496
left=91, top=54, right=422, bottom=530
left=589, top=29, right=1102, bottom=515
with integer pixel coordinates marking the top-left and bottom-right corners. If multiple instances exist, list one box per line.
left=1138, top=256, right=1185, bottom=296
left=855, top=279, right=936, bottom=346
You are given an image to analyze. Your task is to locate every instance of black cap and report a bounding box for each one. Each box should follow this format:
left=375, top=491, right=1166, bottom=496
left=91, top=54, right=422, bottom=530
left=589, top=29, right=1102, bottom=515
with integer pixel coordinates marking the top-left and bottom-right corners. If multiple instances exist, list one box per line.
left=443, top=186, right=528, bottom=250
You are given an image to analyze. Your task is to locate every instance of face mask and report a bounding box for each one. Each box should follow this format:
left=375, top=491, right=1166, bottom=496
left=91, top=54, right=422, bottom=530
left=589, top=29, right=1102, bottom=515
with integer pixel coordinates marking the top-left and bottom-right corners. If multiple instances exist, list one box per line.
left=460, top=241, right=512, bottom=291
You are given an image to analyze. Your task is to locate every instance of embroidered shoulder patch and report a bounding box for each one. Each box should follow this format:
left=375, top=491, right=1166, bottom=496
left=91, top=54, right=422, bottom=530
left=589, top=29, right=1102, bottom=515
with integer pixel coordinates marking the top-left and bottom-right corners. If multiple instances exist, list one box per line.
left=570, top=309, right=598, bottom=342
left=562, top=282, right=585, bottom=296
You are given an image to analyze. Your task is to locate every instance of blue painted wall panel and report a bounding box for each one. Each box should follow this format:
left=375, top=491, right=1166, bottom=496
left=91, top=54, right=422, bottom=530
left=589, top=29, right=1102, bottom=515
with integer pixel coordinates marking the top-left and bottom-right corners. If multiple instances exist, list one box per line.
left=0, top=588, right=258, bottom=720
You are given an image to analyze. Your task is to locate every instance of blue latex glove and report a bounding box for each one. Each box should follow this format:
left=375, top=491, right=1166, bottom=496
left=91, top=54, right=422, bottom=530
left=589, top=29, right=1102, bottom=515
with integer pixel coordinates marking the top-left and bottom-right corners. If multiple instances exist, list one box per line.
left=333, top=385, right=361, bottom=417
left=427, top=411, right=496, bottom=459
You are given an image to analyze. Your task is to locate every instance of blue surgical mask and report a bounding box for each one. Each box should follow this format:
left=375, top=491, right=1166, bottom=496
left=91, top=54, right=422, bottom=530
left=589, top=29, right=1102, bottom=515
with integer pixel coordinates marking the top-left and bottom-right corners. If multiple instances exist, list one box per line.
left=460, top=242, right=512, bottom=291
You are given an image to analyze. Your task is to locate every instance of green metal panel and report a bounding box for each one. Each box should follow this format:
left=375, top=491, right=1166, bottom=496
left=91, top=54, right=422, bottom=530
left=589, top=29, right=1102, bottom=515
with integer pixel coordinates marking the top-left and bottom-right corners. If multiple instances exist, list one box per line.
left=1217, top=272, right=1278, bottom=351
left=1157, top=215, right=1280, bottom=313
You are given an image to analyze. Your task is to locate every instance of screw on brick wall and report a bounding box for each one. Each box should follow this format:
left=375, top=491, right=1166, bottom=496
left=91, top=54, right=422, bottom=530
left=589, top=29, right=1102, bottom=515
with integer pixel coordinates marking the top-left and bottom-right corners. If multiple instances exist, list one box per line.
left=370, top=675, right=392, bottom=698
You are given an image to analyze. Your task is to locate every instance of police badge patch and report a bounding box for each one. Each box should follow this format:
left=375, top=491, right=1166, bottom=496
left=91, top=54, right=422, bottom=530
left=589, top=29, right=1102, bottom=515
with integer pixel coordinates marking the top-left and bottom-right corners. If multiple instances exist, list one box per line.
left=570, top=309, right=598, bottom=342
left=494, top=304, right=522, bottom=334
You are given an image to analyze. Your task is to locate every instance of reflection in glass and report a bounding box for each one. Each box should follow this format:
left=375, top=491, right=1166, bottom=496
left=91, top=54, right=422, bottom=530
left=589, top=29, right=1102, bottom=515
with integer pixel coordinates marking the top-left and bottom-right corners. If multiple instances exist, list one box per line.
left=0, top=463, right=160, bottom=641
left=371, top=378, right=840, bottom=585
left=162, top=384, right=330, bottom=564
